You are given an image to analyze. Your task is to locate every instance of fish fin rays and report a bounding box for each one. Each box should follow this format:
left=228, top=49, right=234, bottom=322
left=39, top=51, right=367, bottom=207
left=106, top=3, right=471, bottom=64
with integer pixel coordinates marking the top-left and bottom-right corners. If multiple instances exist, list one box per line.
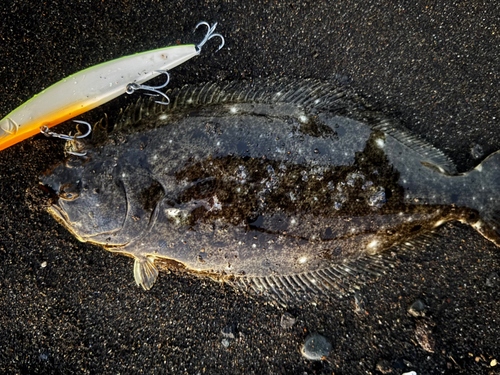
left=112, top=79, right=353, bottom=129
left=371, top=119, right=457, bottom=175
left=228, top=255, right=393, bottom=307
left=133, top=256, right=158, bottom=290
left=392, top=230, right=441, bottom=253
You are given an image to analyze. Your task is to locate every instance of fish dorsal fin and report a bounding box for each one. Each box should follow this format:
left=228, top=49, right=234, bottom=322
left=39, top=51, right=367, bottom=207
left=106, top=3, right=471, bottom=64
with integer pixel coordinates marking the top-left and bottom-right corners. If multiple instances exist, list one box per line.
left=111, top=79, right=457, bottom=175
left=226, top=255, right=393, bottom=307
left=371, top=118, right=457, bottom=175
left=113, top=79, right=352, bottom=129
left=164, top=79, right=352, bottom=111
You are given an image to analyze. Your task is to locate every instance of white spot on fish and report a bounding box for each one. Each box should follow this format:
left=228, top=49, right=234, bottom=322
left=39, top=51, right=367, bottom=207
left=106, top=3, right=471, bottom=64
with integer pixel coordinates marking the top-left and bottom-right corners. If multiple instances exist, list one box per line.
left=230, top=106, right=238, bottom=114
left=158, top=114, right=168, bottom=120
left=299, top=256, right=308, bottom=264
left=252, top=244, right=257, bottom=248
left=434, top=220, right=445, bottom=227
left=367, top=239, right=379, bottom=249
left=299, top=115, right=308, bottom=123
left=375, top=138, right=385, bottom=148
left=291, top=218, right=297, bottom=225
left=153, top=155, right=158, bottom=160
left=165, top=208, right=181, bottom=217
left=475, top=164, right=483, bottom=171
left=122, top=173, right=126, bottom=178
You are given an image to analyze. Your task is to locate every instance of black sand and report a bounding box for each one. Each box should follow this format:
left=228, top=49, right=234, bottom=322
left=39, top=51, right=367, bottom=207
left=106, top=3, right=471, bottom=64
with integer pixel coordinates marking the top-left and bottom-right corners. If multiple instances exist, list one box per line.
left=0, top=1, right=499, bottom=374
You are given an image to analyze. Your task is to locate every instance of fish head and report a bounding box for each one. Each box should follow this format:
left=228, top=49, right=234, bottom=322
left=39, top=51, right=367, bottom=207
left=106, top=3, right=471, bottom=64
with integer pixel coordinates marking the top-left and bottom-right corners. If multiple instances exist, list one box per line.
left=41, top=156, right=129, bottom=247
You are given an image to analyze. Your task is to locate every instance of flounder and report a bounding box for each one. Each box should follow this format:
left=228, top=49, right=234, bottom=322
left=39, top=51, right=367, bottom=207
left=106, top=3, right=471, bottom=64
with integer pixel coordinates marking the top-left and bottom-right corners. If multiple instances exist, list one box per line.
left=41, top=80, right=500, bottom=305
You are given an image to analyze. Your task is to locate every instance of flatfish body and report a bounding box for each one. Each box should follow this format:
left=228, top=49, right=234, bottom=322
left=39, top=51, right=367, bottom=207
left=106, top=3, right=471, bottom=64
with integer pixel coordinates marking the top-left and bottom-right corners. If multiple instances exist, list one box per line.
left=41, top=80, right=500, bottom=305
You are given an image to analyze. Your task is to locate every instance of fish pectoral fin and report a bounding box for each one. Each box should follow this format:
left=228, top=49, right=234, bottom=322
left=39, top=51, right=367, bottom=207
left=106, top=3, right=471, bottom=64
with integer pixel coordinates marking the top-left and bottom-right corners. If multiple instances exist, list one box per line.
left=133, top=255, right=159, bottom=290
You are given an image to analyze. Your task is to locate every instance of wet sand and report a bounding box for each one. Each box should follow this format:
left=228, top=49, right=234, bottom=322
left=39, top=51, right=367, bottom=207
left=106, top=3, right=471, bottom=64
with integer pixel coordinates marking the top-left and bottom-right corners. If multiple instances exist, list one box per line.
left=0, top=1, right=499, bottom=374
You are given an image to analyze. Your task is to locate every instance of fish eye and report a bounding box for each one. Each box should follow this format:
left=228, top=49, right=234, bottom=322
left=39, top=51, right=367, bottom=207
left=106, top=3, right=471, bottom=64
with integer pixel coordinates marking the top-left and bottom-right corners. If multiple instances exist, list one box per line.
left=59, top=183, right=80, bottom=201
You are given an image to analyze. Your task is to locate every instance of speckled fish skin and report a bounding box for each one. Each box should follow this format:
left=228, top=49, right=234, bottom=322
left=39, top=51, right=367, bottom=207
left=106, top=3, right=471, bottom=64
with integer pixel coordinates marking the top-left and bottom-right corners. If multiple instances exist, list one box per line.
left=41, top=80, right=500, bottom=304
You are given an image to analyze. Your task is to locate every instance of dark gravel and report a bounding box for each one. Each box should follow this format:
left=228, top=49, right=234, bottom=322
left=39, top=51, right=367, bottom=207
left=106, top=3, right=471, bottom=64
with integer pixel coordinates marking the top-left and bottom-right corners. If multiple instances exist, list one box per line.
left=1, top=1, right=499, bottom=374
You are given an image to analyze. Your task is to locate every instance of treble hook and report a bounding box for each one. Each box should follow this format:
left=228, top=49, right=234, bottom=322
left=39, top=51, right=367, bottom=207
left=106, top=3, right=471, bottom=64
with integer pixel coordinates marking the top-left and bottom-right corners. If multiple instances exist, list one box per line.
left=41, top=120, right=92, bottom=156
left=126, top=70, right=171, bottom=105
left=41, top=120, right=92, bottom=141
left=194, top=21, right=225, bottom=54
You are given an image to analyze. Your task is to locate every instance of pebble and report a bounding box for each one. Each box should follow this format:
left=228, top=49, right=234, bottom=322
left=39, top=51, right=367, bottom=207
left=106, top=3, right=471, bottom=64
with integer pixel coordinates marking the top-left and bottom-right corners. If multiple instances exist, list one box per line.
left=280, top=312, right=296, bottom=329
left=415, top=318, right=435, bottom=353
left=486, top=272, right=498, bottom=288
left=221, top=339, right=230, bottom=348
left=301, top=333, right=332, bottom=361
left=402, top=372, right=417, bottom=375
left=408, top=299, right=426, bottom=317
left=221, top=324, right=236, bottom=339
left=491, top=358, right=497, bottom=367
left=375, top=359, right=392, bottom=374
left=470, top=144, right=484, bottom=159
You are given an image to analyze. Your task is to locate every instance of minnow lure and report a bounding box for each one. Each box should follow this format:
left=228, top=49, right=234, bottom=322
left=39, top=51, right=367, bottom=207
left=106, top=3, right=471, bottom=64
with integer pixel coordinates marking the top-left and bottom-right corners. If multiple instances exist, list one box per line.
left=0, top=21, right=224, bottom=152
left=41, top=80, right=500, bottom=306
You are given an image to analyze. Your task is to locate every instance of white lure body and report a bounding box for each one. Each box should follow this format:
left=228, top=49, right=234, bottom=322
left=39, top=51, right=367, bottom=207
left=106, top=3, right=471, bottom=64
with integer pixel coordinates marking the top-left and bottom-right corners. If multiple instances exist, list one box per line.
left=0, top=44, right=198, bottom=151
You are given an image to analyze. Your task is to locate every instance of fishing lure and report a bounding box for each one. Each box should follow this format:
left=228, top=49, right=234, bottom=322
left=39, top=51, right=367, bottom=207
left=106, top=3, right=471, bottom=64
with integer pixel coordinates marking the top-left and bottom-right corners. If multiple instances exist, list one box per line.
left=0, top=21, right=224, bottom=152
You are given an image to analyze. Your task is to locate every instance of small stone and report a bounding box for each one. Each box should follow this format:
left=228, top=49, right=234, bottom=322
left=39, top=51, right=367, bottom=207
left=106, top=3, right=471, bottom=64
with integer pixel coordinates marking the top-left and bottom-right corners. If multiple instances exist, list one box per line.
left=375, top=359, right=392, bottom=373
left=402, top=372, right=417, bottom=375
left=41, top=261, right=47, bottom=268
left=408, top=299, right=426, bottom=317
left=301, top=333, right=332, bottom=361
left=471, top=144, right=484, bottom=159
left=415, top=318, right=435, bottom=353
left=280, top=312, right=296, bottom=329
left=486, top=272, right=499, bottom=287
left=491, top=358, right=497, bottom=367
left=221, top=324, right=236, bottom=339
left=221, top=339, right=230, bottom=348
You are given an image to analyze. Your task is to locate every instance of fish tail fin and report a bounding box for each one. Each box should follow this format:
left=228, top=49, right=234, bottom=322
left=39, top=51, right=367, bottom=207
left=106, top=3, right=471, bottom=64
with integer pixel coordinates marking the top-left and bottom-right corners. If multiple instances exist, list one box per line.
left=466, top=150, right=500, bottom=247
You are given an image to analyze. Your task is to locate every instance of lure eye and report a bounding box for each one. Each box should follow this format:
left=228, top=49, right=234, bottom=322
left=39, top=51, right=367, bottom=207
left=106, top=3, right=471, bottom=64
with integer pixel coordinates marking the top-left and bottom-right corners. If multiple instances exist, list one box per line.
left=59, top=183, right=80, bottom=201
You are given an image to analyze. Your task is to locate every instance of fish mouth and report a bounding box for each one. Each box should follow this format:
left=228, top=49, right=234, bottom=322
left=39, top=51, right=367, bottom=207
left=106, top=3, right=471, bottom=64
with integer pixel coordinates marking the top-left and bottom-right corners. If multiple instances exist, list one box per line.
left=47, top=203, right=87, bottom=243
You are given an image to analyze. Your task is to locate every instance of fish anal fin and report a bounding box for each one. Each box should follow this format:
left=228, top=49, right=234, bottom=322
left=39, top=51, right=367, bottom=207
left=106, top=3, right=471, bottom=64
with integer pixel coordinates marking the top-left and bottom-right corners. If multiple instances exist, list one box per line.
left=229, top=255, right=392, bottom=306
left=133, top=255, right=158, bottom=290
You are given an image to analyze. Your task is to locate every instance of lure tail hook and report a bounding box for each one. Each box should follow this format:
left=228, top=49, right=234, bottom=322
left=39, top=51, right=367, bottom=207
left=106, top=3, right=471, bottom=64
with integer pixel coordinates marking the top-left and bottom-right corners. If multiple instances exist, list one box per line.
left=194, top=21, right=225, bottom=53
left=41, top=120, right=92, bottom=156
left=126, top=70, right=171, bottom=105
